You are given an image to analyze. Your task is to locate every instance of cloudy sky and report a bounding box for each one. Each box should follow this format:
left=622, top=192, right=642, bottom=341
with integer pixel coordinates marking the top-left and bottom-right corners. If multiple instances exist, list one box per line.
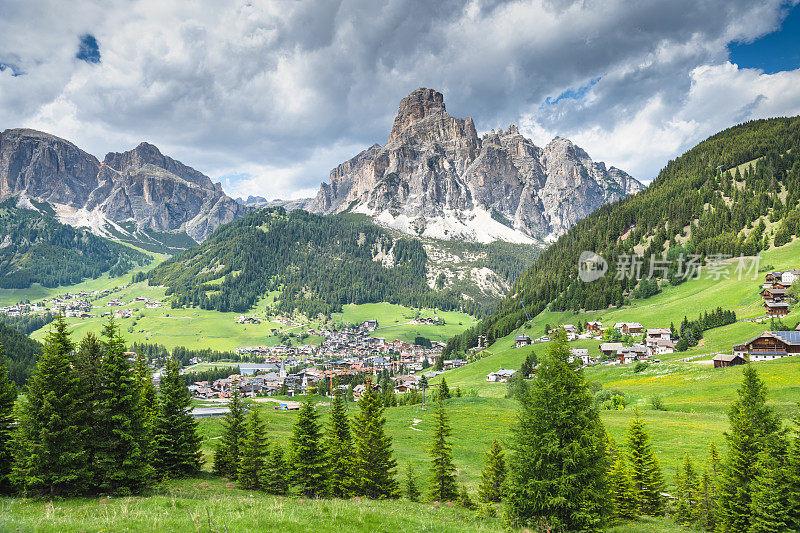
left=2, top=0, right=800, bottom=200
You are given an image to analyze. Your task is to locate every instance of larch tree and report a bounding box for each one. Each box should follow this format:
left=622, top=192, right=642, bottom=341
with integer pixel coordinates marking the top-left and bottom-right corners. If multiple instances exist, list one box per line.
left=152, top=358, right=203, bottom=478
left=238, top=409, right=268, bottom=490
left=716, top=365, right=783, bottom=533
left=290, top=396, right=326, bottom=498
left=626, top=410, right=665, bottom=516
left=11, top=315, right=90, bottom=497
left=0, top=344, right=17, bottom=494
left=213, top=387, right=247, bottom=479
left=427, top=394, right=458, bottom=502
left=95, top=319, right=152, bottom=494
left=477, top=439, right=506, bottom=504
left=504, top=329, right=609, bottom=531
left=353, top=382, right=399, bottom=499
left=324, top=389, right=355, bottom=498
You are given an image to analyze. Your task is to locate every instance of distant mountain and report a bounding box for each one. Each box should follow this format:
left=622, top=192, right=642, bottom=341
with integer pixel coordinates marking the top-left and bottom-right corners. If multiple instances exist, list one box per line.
left=309, top=88, right=643, bottom=243
left=237, top=196, right=313, bottom=211
left=144, top=207, right=539, bottom=316
left=0, top=128, right=246, bottom=251
left=0, top=198, right=150, bottom=289
left=444, top=116, right=800, bottom=356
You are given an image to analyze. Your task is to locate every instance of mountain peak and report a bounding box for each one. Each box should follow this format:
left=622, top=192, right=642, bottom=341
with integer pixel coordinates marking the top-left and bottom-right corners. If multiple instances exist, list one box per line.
left=389, top=88, right=447, bottom=141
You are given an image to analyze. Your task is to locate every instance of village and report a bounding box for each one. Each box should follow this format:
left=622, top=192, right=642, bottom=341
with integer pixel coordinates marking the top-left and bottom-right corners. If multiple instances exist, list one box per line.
left=487, top=268, right=799, bottom=381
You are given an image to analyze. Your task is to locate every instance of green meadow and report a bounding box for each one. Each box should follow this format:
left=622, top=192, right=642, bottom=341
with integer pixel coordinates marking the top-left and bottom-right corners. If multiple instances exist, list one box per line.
left=22, top=286, right=476, bottom=352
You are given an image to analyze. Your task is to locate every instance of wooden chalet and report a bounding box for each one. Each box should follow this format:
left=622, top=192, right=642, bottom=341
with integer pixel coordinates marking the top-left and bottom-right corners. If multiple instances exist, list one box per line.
left=738, top=330, right=800, bottom=361
left=764, top=300, right=790, bottom=317
left=760, top=287, right=787, bottom=301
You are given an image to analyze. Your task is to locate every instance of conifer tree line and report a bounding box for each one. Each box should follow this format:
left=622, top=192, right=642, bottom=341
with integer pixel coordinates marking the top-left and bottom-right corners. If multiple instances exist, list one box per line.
left=0, top=315, right=201, bottom=497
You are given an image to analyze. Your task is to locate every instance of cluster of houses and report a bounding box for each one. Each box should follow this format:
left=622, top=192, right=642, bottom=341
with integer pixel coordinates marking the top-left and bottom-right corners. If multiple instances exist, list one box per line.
left=236, top=315, right=261, bottom=325
left=188, top=354, right=444, bottom=400
left=513, top=320, right=673, bottom=367
left=761, top=269, right=797, bottom=317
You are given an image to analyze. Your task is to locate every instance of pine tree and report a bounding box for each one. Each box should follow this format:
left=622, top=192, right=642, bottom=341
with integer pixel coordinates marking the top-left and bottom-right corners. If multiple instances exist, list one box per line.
left=0, top=344, right=17, bottom=494
left=478, top=439, right=506, bottom=503
left=213, top=387, right=247, bottom=479
left=608, top=454, right=636, bottom=522
left=262, top=442, right=288, bottom=495
left=458, top=484, right=476, bottom=510
left=428, top=394, right=458, bottom=502
left=134, top=352, right=157, bottom=459
left=749, top=435, right=790, bottom=533
left=788, top=414, right=800, bottom=530
left=716, top=365, right=782, bottom=533
left=504, top=329, right=609, bottom=531
left=352, top=382, right=399, bottom=499
left=434, top=356, right=443, bottom=371
left=95, top=320, right=152, bottom=494
left=238, top=409, right=268, bottom=490
left=438, top=377, right=450, bottom=400
left=290, top=396, right=326, bottom=497
left=404, top=463, right=421, bottom=502
left=673, top=454, right=700, bottom=526
left=11, top=315, right=90, bottom=497
left=152, top=358, right=202, bottom=478
left=626, top=410, right=665, bottom=516
left=324, top=390, right=355, bottom=498
left=74, top=332, right=104, bottom=489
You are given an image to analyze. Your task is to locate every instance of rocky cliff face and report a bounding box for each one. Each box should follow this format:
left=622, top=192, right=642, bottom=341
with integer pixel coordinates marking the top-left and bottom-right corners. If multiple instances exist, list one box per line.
left=0, top=128, right=245, bottom=243
left=309, top=88, right=643, bottom=243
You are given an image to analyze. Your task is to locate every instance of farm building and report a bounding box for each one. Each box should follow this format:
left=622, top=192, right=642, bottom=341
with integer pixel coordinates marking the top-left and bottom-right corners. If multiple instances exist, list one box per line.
left=712, top=353, right=747, bottom=368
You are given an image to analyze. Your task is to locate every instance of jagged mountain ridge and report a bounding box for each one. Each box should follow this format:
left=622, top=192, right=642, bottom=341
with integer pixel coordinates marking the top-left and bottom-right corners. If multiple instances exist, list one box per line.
left=309, top=88, right=643, bottom=243
left=0, top=128, right=246, bottom=245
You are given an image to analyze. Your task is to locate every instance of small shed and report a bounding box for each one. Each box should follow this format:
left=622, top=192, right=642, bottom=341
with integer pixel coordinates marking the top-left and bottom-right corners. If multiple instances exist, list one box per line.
left=712, top=353, right=747, bottom=368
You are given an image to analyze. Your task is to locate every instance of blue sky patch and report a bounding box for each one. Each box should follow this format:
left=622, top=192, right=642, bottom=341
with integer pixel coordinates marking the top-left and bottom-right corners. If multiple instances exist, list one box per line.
left=76, top=34, right=101, bottom=64
left=728, top=3, right=800, bottom=74
left=541, top=76, right=602, bottom=108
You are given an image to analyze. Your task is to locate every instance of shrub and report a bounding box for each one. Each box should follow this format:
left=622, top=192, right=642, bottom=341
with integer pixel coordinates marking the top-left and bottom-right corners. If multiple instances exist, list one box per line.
left=650, top=395, right=666, bottom=411
left=634, top=361, right=650, bottom=373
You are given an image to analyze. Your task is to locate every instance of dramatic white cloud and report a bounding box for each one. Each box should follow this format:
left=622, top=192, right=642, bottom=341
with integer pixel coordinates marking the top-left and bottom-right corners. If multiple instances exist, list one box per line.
left=1, top=0, right=799, bottom=198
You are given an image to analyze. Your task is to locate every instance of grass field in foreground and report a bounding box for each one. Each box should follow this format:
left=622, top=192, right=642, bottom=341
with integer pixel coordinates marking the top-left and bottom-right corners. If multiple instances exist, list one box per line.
left=0, top=475, right=692, bottom=533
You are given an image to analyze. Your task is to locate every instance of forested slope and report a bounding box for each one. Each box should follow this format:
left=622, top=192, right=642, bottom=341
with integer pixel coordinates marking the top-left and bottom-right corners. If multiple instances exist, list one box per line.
left=145, top=208, right=486, bottom=316
left=444, top=116, right=800, bottom=355
left=0, top=199, right=151, bottom=288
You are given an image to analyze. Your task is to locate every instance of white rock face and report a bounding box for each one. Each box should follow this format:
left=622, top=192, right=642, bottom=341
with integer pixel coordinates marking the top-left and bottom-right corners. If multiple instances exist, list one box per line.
left=309, top=88, right=644, bottom=242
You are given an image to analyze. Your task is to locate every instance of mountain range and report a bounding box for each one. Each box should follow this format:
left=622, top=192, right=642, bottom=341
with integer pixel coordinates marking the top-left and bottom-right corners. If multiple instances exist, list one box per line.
left=1, top=88, right=641, bottom=253
left=0, top=128, right=245, bottom=251
left=308, top=88, right=643, bottom=243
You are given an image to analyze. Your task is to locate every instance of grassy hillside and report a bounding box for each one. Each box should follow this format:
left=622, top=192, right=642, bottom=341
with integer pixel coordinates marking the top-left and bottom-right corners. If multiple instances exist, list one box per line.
left=26, top=287, right=476, bottom=351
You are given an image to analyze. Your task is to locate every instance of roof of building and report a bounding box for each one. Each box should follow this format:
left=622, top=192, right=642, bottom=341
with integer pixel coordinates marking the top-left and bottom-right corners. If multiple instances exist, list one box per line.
left=489, top=369, right=517, bottom=377
left=765, top=301, right=789, bottom=308
left=713, top=353, right=745, bottom=362
left=515, top=335, right=532, bottom=341
left=743, top=330, right=800, bottom=347
left=599, top=342, right=625, bottom=351
left=647, top=328, right=671, bottom=335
